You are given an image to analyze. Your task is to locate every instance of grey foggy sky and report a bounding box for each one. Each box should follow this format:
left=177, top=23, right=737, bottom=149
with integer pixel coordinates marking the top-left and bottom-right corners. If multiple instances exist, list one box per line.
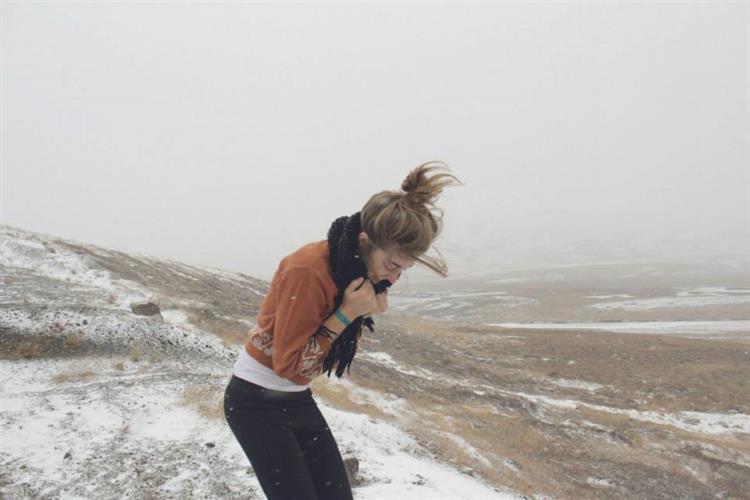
left=2, top=1, right=748, bottom=282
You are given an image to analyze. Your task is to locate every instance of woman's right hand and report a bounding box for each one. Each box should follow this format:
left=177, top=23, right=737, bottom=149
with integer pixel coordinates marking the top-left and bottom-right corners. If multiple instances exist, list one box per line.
left=341, top=276, right=378, bottom=318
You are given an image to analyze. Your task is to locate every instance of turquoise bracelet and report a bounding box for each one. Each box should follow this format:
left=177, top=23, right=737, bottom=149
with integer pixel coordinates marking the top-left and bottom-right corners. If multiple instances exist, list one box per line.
left=334, top=307, right=352, bottom=326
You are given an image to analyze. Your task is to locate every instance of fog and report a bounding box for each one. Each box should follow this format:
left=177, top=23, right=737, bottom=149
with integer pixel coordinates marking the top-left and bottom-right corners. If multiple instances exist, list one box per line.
left=2, top=2, right=747, bottom=282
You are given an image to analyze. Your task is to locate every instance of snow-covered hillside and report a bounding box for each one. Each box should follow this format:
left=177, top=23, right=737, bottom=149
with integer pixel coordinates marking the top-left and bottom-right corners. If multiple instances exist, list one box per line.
left=4, top=223, right=749, bottom=499
left=0, top=224, right=515, bottom=499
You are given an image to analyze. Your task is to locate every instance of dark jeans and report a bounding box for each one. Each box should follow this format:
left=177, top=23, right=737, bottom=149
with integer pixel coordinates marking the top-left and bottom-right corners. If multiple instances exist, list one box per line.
left=223, top=374, right=354, bottom=500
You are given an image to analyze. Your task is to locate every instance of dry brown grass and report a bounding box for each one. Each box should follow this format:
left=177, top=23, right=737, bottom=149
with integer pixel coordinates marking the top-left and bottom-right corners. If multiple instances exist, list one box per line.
left=460, top=402, right=500, bottom=420
left=9, top=341, right=44, bottom=359
left=147, top=352, right=163, bottom=363
left=128, top=343, right=144, bottom=362
left=112, top=361, right=125, bottom=370
left=314, top=373, right=557, bottom=497
left=52, top=369, right=96, bottom=383
left=128, top=346, right=164, bottom=365
left=458, top=424, right=542, bottom=496
left=180, top=384, right=224, bottom=419
left=394, top=399, right=547, bottom=498
left=577, top=406, right=646, bottom=447
left=184, top=309, right=249, bottom=347
left=400, top=313, right=465, bottom=339
left=4, top=329, right=89, bottom=360
left=64, top=330, right=84, bottom=349
left=215, top=325, right=247, bottom=347
left=324, top=271, right=750, bottom=497
left=3, top=334, right=70, bottom=360
left=336, top=310, right=750, bottom=498
left=310, top=377, right=397, bottom=422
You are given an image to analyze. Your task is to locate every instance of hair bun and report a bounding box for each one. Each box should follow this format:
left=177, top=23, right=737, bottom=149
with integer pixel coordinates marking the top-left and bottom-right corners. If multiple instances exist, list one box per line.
left=400, top=160, right=462, bottom=207
left=401, top=176, right=417, bottom=193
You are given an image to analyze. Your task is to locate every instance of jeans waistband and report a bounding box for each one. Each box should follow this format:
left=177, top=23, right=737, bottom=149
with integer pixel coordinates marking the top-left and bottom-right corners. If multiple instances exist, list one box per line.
left=227, top=374, right=313, bottom=401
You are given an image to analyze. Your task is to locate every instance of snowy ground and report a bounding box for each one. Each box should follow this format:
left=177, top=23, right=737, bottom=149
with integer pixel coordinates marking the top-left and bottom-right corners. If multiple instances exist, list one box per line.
left=0, top=356, right=515, bottom=499
left=0, top=224, right=517, bottom=499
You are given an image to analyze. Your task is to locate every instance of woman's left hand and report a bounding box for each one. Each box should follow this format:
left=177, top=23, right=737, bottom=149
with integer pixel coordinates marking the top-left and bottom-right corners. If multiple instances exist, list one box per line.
left=365, top=288, right=389, bottom=318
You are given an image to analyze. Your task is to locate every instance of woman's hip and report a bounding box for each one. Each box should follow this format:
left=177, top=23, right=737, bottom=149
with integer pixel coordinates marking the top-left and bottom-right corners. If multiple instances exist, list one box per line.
left=224, top=374, right=316, bottom=416
left=224, top=375, right=332, bottom=429
left=226, top=374, right=312, bottom=399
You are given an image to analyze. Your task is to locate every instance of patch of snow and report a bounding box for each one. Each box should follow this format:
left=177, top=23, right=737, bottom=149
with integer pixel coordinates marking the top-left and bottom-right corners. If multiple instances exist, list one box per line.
left=447, top=291, right=511, bottom=298
left=587, top=287, right=750, bottom=310
left=0, top=236, right=116, bottom=291
left=358, top=351, right=437, bottom=381
left=584, top=294, right=634, bottom=299
left=160, top=308, right=189, bottom=325
left=332, top=378, right=413, bottom=419
left=434, top=429, right=493, bottom=467
left=550, top=378, right=606, bottom=392
left=486, top=320, right=750, bottom=337
left=484, top=277, right=531, bottom=284
left=468, top=382, right=750, bottom=436
left=586, top=477, right=614, bottom=487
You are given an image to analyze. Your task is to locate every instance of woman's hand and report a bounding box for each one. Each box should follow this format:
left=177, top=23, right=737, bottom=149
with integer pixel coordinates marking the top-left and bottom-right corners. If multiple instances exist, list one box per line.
left=341, top=277, right=379, bottom=318
left=363, top=287, right=389, bottom=320
left=342, top=277, right=389, bottom=319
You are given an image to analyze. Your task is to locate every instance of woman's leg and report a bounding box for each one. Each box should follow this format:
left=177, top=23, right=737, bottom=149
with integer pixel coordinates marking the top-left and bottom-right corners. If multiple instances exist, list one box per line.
left=294, top=398, right=354, bottom=500
left=223, top=377, right=319, bottom=500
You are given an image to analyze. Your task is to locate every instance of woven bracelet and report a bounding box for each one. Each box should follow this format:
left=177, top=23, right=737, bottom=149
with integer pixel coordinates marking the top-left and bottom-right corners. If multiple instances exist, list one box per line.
left=334, top=307, right=352, bottom=327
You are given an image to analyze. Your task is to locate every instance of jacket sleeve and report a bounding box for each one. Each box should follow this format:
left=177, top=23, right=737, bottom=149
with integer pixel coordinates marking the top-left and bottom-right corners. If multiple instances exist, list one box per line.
left=271, top=265, right=340, bottom=381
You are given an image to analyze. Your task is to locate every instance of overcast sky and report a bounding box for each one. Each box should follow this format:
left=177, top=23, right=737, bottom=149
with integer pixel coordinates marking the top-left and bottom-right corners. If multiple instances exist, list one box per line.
left=2, top=1, right=747, bottom=282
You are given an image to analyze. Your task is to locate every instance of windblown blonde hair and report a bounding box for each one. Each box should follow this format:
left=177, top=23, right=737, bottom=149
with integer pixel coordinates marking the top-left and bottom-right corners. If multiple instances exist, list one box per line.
left=360, top=160, right=463, bottom=277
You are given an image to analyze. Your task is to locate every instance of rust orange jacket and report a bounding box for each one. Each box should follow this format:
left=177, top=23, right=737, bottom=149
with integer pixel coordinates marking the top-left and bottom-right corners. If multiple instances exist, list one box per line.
left=244, top=239, right=361, bottom=384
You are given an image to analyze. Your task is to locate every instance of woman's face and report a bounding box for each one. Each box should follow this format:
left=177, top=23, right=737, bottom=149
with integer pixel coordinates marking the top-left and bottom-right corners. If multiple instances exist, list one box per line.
left=358, top=232, right=415, bottom=285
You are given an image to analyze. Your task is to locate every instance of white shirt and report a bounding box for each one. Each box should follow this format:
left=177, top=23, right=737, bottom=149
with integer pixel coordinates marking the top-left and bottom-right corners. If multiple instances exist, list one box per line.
left=232, top=346, right=311, bottom=392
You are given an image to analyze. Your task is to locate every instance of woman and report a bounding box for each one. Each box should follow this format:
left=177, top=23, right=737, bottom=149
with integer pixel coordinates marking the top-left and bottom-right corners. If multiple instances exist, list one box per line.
left=223, top=161, right=462, bottom=500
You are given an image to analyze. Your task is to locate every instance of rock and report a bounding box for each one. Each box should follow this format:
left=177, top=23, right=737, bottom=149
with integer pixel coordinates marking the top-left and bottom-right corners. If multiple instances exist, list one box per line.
left=461, top=466, right=475, bottom=476
left=343, top=457, right=361, bottom=485
left=504, top=458, right=521, bottom=471
left=130, top=302, right=161, bottom=317
left=205, top=442, right=215, bottom=448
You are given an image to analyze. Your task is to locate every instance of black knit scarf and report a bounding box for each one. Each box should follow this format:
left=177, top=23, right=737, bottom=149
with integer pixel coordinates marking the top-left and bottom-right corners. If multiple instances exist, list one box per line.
left=322, top=211, right=390, bottom=378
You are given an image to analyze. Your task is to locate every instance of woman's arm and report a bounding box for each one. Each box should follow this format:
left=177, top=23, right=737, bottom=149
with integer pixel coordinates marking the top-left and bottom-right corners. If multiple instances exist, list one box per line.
left=270, top=266, right=357, bottom=382
left=321, top=304, right=357, bottom=335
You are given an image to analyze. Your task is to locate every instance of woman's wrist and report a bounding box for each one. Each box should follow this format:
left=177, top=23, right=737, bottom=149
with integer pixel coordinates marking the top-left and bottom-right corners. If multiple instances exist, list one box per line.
left=335, top=306, right=354, bottom=326
left=323, top=306, right=355, bottom=335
